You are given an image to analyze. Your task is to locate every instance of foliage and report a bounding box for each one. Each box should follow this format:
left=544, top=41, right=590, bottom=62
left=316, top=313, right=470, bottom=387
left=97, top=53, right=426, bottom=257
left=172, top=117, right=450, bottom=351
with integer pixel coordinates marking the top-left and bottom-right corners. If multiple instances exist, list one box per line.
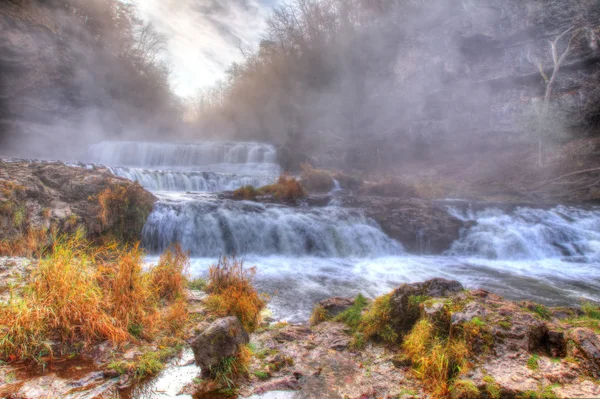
left=205, top=257, right=266, bottom=332
left=402, top=319, right=470, bottom=398
left=309, top=305, right=329, bottom=326
left=527, top=354, right=540, bottom=370
left=356, top=293, right=398, bottom=344
left=188, top=277, right=207, bottom=291
left=333, top=294, right=369, bottom=331
left=233, top=185, right=260, bottom=200
left=259, top=175, right=306, bottom=201
left=210, top=345, right=252, bottom=389
left=450, top=380, right=480, bottom=399
left=0, top=231, right=189, bottom=362
left=151, top=244, right=190, bottom=301
left=97, top=182, right=155, bottom=243
left=582, top=302, right=600, bottom=320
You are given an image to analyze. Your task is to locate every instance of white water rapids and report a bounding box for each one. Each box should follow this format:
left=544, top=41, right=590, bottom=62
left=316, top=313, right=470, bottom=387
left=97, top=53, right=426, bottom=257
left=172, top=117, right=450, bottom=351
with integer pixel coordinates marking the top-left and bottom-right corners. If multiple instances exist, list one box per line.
left=95, top=141, right=600, bottom=324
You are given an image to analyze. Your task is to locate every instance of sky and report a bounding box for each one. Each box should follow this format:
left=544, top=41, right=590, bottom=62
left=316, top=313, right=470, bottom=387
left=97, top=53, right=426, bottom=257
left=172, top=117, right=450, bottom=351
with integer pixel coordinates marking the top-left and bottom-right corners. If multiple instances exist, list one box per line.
left=136, top=0, right=280, bottom=98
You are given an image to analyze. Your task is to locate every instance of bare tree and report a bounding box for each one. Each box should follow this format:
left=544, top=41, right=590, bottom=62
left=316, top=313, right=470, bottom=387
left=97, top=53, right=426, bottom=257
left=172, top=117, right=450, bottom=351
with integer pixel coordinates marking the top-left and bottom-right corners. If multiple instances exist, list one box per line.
left=133, top=22, right=167, bottom=65
left=536, top=26, right=587, bottom=166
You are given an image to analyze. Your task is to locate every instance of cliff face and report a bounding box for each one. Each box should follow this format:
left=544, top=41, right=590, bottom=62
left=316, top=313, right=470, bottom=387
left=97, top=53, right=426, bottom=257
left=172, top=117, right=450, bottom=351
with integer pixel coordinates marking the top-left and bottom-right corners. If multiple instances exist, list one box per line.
left=393, top=0, right=600, bottom=151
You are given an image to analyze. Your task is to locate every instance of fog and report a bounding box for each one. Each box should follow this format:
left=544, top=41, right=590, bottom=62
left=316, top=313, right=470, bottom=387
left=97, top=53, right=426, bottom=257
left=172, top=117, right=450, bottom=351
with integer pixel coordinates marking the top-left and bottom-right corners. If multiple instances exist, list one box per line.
left=1, top=0, right=599, bottom=182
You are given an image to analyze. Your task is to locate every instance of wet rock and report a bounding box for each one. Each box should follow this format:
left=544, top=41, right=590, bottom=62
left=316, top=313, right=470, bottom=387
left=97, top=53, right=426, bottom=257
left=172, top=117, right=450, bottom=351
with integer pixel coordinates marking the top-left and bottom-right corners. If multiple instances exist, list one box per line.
left=389, top=278, right=464, bottom=335
left=272, top=325, right=312, bottom=343
left=340, top=196, right=464, bottom=253
left=0, top=160, right=156, bottom=252
left=570, top=328, right=600, bottom=377
left=190, top=316, right=249, bottom=376
left=318, top=297, right=354, bottom=318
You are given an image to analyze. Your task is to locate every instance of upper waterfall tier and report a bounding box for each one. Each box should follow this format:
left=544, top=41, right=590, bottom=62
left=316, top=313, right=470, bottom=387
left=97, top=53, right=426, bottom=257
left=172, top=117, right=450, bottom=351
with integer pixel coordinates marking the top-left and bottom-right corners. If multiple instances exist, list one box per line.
left=109, top=167, right=277, bottom=192
left=89, top=141, right=278, bottom=169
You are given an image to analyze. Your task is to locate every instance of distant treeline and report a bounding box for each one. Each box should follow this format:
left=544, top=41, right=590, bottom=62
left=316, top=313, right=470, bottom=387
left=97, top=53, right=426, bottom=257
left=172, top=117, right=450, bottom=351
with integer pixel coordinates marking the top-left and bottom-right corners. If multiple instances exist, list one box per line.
left=0, top=0, right=182, bottom=157
left=187, top=0, right=600, bottom=171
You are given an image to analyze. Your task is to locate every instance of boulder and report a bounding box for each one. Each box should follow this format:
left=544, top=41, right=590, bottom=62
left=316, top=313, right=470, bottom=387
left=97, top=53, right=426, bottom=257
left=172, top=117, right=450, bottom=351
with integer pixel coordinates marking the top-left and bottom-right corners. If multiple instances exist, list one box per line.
left=389, top=278, right=464, bottom=335
left=570, top=328, right=600, bottom=377
left=318, top=297, right=354, bottom=318
left=190, top=316, right=249, bottom=376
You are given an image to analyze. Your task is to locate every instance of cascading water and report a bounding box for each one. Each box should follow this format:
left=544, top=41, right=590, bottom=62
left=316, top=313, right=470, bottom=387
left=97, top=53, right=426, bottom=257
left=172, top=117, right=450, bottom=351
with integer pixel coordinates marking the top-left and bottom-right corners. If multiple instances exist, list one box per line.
left=91, top=141, right=280, bottom=191
left=109, top=167, right=276, bottom=192
left=447, top=205, right=600, bottom=261
left=89, top=140, right=600, bottom=324
left=142, top=194, right=403, bottom=257
left=90, top=141, right=278, bottom=167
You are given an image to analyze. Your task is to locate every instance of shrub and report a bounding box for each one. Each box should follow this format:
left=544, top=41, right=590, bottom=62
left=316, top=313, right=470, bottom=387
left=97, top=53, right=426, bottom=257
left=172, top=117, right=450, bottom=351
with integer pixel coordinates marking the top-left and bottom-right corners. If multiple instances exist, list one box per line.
left=188, top=277, right=207, bottom=290
left=233, top=185, right=260, bottom=200
left=205, top=257, right=266, bottom=332
left=582, top=302, right=600, bottom=320
left=333, top=294, right=369, bottom=331
left=259, top=175, right=306, bottom=201
left=300, top=163, right=334, bottom=192
left=0, top=232, right=189, bottom=362
left=450, top=380, right=480, bottom=399
left=357, top=293, right=398, bottom=344
left=402, top=319, right=470, bottom=398
left=97, top=182, right=154, bottom=243
left=151, top=244, right=190, bottom=301
left=309, top=305, right=329, bottom=326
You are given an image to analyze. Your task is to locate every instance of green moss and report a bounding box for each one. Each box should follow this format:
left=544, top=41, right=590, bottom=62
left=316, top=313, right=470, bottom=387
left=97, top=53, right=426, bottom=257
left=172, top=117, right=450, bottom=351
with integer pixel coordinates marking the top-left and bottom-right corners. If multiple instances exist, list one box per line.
left=517, top=385, right=558, bottom=399
left=450, top=379, right=480, bottom=399
left=333, top=294, right=369, bottom=331
left=498, top=320, right=512, bottom=330
left=471, top=317, right=486, bottom=327
left=527, top=354, right=540, bottom=371
left=253, top=370, right=270, bottom=380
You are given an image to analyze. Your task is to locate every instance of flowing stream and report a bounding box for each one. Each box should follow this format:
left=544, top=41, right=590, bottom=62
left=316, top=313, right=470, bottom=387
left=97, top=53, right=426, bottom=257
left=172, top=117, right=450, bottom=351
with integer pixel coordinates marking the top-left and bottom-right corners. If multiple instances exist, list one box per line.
left=90, top=140, right=600, bottom=399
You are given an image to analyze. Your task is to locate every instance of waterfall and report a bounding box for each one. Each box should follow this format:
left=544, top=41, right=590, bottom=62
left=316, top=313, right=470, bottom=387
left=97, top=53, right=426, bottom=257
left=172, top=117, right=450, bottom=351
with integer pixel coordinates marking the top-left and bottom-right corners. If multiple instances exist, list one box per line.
left=447, top=205, right=600, bottom=261
left=89, top=141, right=278, bottom=169
left=110, top=167, right=277, bottom=192
left=142, top=195, right=403, bottom=257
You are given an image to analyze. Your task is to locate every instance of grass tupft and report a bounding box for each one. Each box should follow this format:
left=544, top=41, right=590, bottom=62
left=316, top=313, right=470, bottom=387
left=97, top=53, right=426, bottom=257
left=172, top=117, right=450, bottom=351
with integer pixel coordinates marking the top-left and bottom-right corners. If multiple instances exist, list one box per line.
left=0, top=230, right=189, bottom=362
left=205, top=257, right=266, bottom=332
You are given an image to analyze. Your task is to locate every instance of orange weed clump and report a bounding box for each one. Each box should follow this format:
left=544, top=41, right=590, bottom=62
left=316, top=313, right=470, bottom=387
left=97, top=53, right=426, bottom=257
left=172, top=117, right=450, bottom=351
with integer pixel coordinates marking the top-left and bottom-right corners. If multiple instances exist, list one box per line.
left=260, top=174, right=306, bottom=201
left=0, top=230, right=190, bottom=362
left=151, top=244, right=190, bottom=301
left=206, top=257, right=266, bottom=332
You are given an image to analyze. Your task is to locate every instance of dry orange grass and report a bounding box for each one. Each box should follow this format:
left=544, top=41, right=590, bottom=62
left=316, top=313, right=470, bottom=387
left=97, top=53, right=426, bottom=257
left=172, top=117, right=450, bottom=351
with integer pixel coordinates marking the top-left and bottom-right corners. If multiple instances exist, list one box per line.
left=151, top=244, right=190, bottom=301
left=206, top=257, right=266, bottom=332
left=260, top=174, right=306, bottom=201
left=0, top=231, right=190, bottom=362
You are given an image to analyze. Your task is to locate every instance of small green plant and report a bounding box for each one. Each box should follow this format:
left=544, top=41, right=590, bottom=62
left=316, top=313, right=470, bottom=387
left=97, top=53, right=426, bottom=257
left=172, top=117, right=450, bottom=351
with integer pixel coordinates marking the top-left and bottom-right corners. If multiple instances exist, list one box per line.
left=134, top=351, right=164, bottom=378
left=357, top=293, right=398, bottom=343
left=188, top=277, right=207, bottom=290
left=108, top=360, right=130, bottom=375
left=483, top=375, right=501, bottom=399
left=498, top=320, right=512, bottom=330
left=333, top=294, right=369, bottom=331
left=450, top=379, right=479, bottom=399
left=582, top=302, right=600, bottom=320
left=518, top=385, right=558, bottom=399
left=532, top=304, right=551, bottom=320
left=309, top=305, right=329, bottom=326
left=471, top=317, right=486, bottom=327
left=253, top=370, right=270, bottom=380
left=527, top=354, right=540, bottom=370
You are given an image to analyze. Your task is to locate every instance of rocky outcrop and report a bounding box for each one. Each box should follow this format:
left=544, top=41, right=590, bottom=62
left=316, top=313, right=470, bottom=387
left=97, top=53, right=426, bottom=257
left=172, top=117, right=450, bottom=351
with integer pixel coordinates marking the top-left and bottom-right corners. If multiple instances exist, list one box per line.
left=317, top=297, right=355, bottom=318
left=0, top=159, right=156, bottom=254
left=389, top=278, right=464, bottom=335
left=341, top=196, right=464, bottom=253
left=190, top=316, right=250, bottom=377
